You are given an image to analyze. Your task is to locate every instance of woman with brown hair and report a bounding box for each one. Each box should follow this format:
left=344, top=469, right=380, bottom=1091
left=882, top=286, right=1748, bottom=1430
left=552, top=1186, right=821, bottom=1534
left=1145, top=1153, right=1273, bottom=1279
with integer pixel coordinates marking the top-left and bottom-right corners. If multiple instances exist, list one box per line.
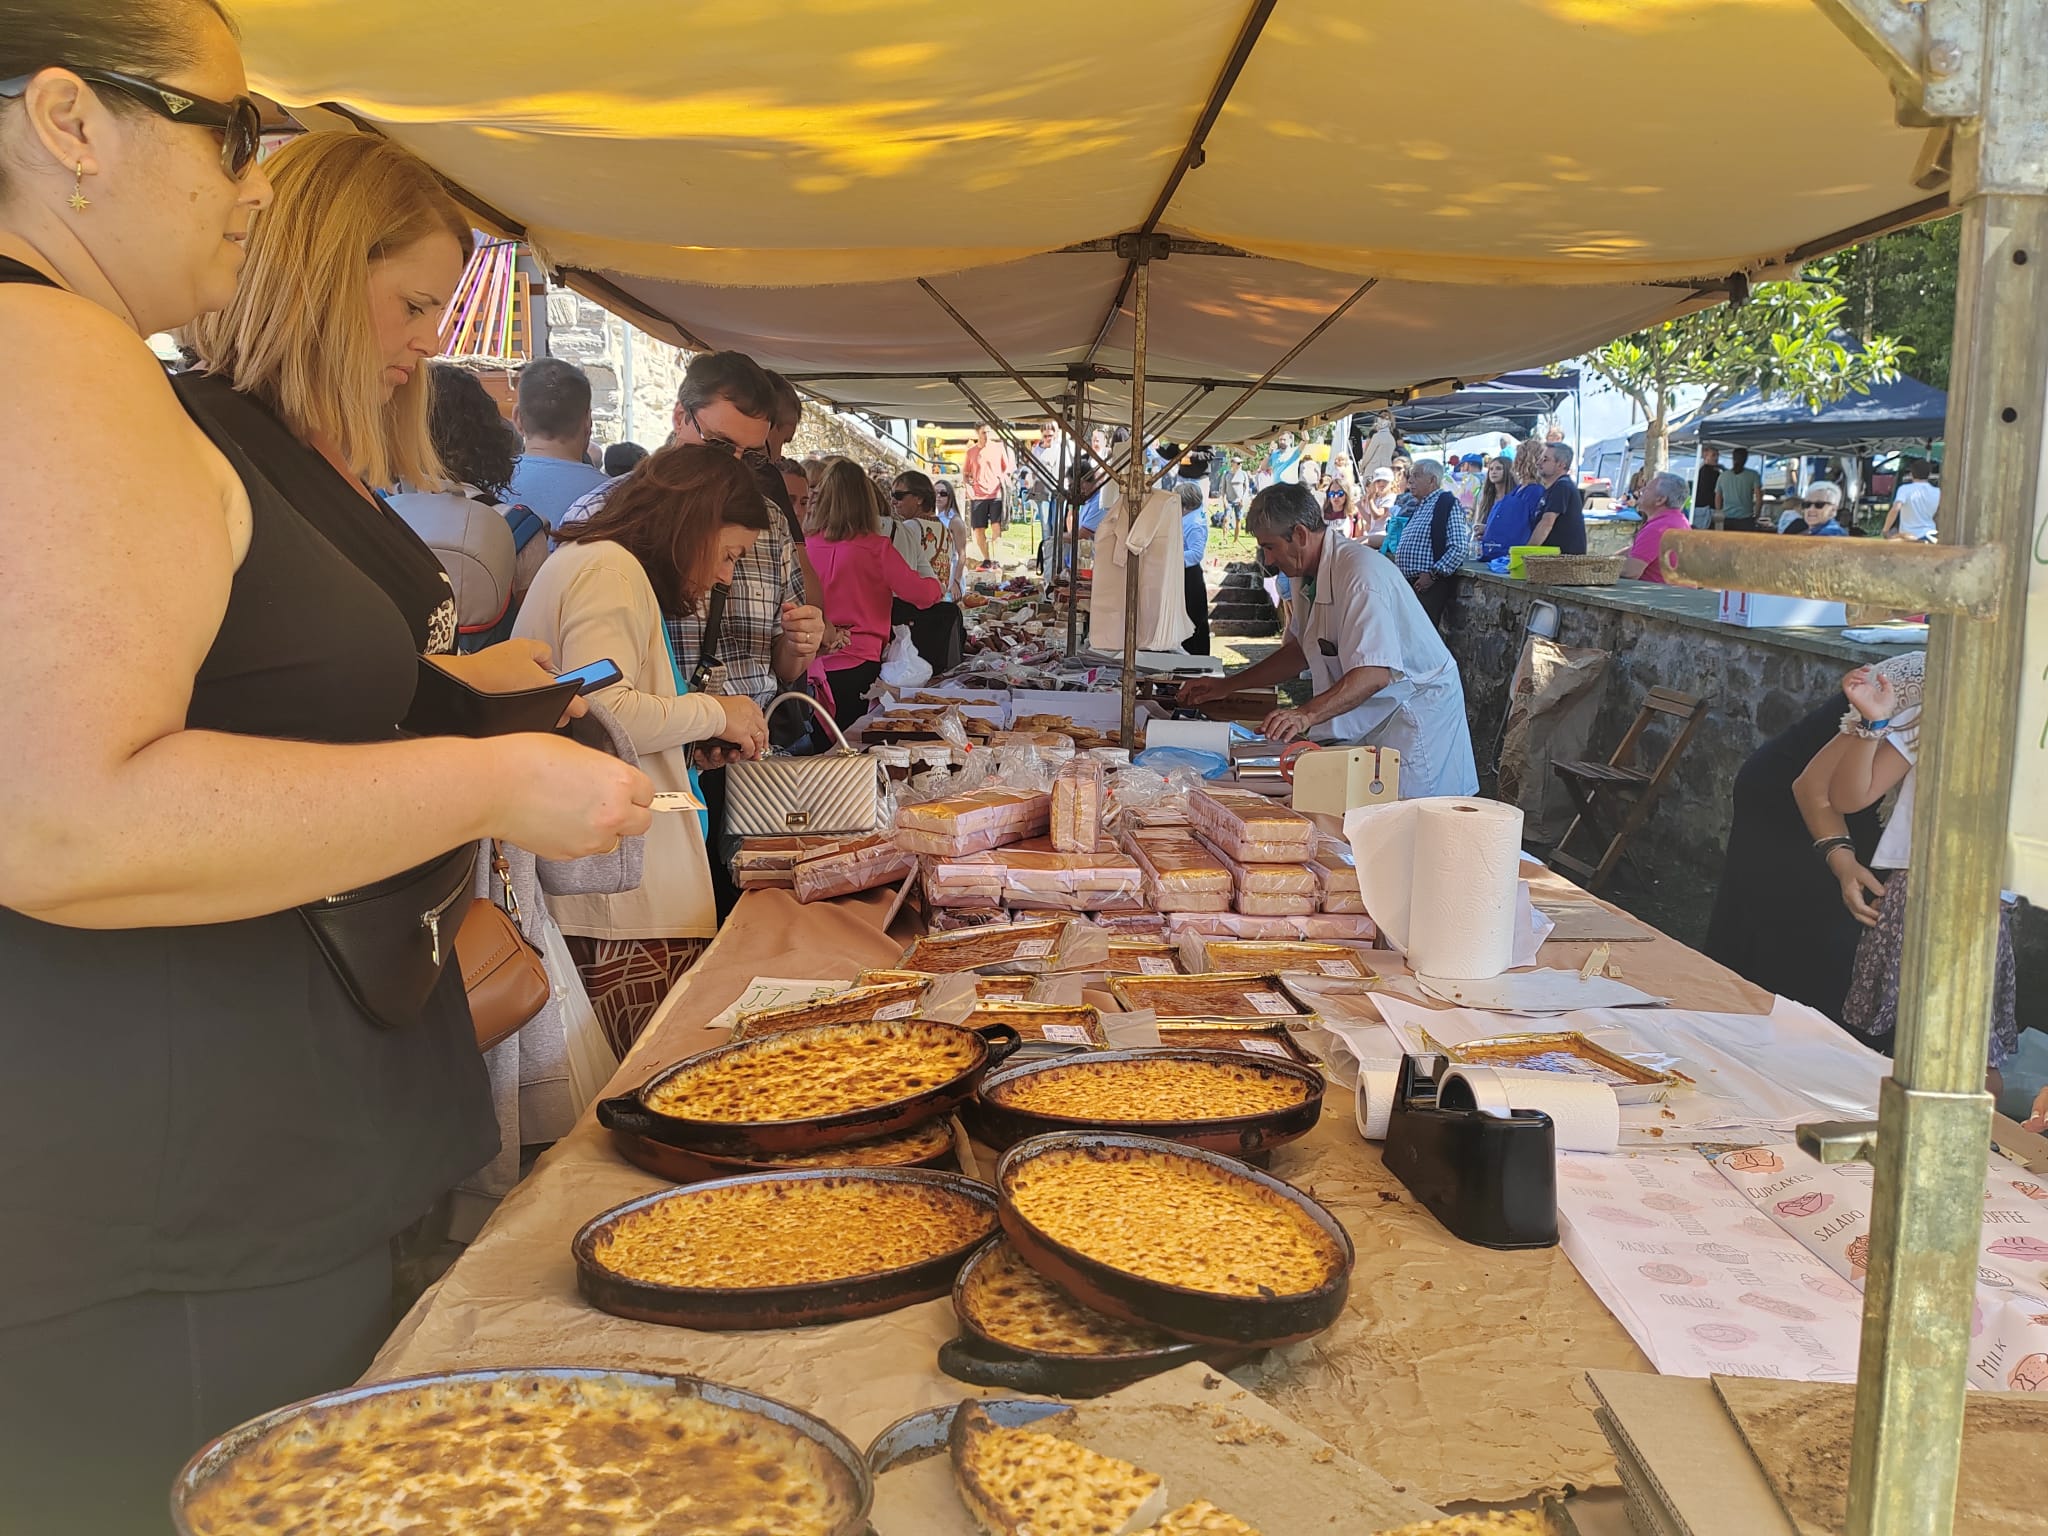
left=518, top=445, right=772, bottom=1051
left=0, top=8, right=647, bottom=1527
left=805, top=458, right=945, bottom=728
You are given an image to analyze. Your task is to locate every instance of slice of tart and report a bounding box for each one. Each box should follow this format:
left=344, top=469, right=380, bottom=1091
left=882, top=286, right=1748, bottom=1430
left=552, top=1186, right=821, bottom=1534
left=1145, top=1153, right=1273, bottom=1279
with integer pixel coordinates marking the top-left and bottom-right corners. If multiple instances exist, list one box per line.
left=1131, top=1500, right=1264, bottom=1534
left=949, top=1401, right=1169, bottom=1535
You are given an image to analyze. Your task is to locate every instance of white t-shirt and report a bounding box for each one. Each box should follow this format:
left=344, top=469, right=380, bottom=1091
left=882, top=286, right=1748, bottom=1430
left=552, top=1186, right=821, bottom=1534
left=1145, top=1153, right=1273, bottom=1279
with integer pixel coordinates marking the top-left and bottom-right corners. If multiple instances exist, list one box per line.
left=1288, top=530, right=1478, bottom=799
left=1869, top=706, right=1920, bottom=871
left=1893, top=480, right=1940, bottom=540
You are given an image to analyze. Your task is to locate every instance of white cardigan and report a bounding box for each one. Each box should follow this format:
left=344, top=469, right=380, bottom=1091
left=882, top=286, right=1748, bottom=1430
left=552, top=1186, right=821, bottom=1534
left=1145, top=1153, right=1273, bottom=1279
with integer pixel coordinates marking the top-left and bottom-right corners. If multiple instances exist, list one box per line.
left=514, top=539, right=725, bottom=941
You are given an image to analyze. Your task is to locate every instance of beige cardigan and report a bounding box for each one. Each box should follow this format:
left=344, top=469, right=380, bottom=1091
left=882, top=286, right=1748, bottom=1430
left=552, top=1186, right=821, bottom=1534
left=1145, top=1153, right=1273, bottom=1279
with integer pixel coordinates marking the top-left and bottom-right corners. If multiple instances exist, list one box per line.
left=514, top=539, right=726, bottom=941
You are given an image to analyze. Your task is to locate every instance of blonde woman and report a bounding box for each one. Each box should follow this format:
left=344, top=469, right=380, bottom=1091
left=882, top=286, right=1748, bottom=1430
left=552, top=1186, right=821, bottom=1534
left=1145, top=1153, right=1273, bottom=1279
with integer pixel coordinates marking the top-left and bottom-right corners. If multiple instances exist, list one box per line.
left=1477, top=438, right=1548, bottom=557
left=0, top=13, right=645, bottom=1526
left=518, top=446, right=771, bottom=1053
left=184, top=132, right=559, bottom=696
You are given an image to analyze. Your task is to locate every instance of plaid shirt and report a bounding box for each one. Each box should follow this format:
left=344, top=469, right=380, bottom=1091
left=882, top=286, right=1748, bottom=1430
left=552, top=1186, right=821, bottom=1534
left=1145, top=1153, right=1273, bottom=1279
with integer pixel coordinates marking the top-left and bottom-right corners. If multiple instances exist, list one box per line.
left=563, top=477, right=803, bottom=707
left=1392, top=489, right=1472, bottom=579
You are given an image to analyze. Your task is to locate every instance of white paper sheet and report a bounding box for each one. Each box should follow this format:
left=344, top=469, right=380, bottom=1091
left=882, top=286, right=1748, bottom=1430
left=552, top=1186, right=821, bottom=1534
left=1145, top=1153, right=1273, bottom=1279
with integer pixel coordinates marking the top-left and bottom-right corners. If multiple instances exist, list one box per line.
left=1556, top=1151, right=1866, bottom=1381
left=1413, top=968, right=1665, bottom=1013
left=706, top=975, right=858, bottom=1031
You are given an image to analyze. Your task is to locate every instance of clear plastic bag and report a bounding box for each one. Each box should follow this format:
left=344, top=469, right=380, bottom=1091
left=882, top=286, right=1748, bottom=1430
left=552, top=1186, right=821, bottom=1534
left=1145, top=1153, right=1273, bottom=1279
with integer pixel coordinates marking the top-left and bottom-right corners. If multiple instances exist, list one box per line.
left=879, top=624, right=933, bottom=688
left=1050, top=758, right=1105, bottom=853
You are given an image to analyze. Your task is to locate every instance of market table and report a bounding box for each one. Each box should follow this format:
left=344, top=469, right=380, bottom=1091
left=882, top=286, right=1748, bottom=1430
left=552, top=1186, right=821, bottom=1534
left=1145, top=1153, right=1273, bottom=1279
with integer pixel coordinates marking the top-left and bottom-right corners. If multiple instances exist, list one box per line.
left=369, top=874, right=1770, bottom=1508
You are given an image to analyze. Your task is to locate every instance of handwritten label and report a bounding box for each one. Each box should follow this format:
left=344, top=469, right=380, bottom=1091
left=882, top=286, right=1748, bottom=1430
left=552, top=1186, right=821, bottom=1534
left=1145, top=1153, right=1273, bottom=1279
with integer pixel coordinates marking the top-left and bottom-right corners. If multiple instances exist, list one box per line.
left=1012, top=938, right=1056, bottom=959
left=1040, top=1023, right=1094, bottom=1044
left=1245, top=989, right=1295, bottom=1015
left=1316, top=958, right=1360, bottom=976
left=1138, top=957, right=1178, bottom=975
left=1237, top=1037, right=1290, bottom=1059
left=873, top=1000, right=917, bottom=1020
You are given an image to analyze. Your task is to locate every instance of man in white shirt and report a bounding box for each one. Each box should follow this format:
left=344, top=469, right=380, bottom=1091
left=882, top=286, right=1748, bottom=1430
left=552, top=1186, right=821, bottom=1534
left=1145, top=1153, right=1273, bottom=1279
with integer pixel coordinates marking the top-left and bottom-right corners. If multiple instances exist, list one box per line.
left=1176, top=483, right=1478, bottom=798
left=1882, top=458, right=1941, bottom=542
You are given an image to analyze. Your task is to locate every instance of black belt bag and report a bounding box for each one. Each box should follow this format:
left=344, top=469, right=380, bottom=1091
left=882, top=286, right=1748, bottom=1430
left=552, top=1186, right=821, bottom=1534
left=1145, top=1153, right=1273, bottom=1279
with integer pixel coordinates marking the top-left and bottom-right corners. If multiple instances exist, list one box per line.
left=296, top=842, right=478, bottom=1030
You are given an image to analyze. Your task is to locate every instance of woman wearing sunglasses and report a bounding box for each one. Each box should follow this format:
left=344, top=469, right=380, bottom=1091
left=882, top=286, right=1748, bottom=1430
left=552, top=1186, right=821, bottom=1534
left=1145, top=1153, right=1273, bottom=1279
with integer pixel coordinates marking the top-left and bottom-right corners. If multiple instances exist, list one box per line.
left=0, top=8, right=650, bottom=1529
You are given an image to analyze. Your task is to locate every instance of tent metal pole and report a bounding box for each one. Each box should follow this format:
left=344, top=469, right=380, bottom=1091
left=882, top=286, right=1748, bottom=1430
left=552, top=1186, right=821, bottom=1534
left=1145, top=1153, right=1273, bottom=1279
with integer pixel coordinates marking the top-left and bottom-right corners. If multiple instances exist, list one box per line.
left=1674, top=5, right=2047, bottom=1531
left=1153, top=279, right=1379, bottom=486
left=950, top=378, right=1065, bottom=502
left=1052, top=406, right=1072, bottom=618
left=1067, top=380, right=1089, bottom=657
left=1121, top=260, right=1152, bottom=748
left=1104, top=382, right=1215, bottom=483
left=918, top=279, right=1090, bottom=446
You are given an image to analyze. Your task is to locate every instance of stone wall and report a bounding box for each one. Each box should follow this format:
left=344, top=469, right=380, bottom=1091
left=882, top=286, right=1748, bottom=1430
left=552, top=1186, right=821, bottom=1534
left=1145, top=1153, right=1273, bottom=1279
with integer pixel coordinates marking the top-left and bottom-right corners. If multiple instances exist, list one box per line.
left=1444, top=575, right=1863, bottom=877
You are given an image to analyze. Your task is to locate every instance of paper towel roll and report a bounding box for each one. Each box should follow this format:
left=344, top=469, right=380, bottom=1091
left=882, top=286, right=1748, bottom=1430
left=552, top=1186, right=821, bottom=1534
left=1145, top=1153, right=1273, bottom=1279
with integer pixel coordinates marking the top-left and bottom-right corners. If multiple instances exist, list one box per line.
left=1406, top=798, right=1524, bottom=980
left=1355, top=1066, right=1403, bottom=1141
left=1439, top=1065, right=1621, bottom=1154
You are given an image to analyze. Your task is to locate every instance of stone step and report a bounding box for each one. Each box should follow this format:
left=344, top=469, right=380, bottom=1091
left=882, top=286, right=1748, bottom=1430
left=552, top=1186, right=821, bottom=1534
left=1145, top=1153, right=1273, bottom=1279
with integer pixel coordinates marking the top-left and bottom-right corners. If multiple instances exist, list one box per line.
left=1211, top=618, right=1281, bottom=637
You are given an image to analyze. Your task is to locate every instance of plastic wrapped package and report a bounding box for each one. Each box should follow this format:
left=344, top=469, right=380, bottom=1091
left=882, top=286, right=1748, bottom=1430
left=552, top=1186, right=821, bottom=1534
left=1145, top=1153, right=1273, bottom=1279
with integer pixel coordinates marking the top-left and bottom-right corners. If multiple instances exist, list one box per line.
left=1123, top=827, right=1234, bottom=913
left=1050, top=758, right=1105, bottom=853
left=1311, top=836, right=1365, bottom=913
left=1196, top=833, right=1318, bottom=916
left=931, top=905, right=1009, bottom=931
left=1186, top=785, right=1317, bottom=863
left=990, top=730, right=1076, bottom=764
left=1091, top=911, right=1168, bottom=937
left=1166, top=911, right=1379, bottom=942
left=893, top=786, right=1050, bottom=856
left=926, top=847, right=1143, bottom=911
left=1235, top=889, right=1318, bottom=916
left=790, top=835, right=918, bottom=903
left=730, top=835, right=846, bottom=888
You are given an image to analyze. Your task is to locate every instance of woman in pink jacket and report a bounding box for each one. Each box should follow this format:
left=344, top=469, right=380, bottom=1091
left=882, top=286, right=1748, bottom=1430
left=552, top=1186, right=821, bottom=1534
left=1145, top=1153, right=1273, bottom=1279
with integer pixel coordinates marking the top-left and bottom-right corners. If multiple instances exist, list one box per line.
left=805, top=458, right=945, bottom=727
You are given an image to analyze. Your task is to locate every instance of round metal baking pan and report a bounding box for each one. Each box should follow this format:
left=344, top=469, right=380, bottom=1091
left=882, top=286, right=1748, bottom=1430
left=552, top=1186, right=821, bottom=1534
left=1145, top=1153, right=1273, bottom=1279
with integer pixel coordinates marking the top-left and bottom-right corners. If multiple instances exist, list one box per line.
left=617, top=1018, right=1021, bottom=1158
left=171, top=1367, right=872, bottom=1536
left=598, top=1106, right=958, bottom=1184
left=965, top=1047, right=1324, bottom=1156
left=573, top=1167, right=1000, bottom=1331
left=994, top=1132, right=1353, bottom=1349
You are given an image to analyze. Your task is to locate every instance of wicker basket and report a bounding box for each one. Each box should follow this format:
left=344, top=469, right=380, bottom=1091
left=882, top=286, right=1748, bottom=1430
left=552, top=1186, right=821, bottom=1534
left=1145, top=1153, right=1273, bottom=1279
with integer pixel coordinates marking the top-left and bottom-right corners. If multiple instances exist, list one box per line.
left=1524, top=553, right=1624, bottom=587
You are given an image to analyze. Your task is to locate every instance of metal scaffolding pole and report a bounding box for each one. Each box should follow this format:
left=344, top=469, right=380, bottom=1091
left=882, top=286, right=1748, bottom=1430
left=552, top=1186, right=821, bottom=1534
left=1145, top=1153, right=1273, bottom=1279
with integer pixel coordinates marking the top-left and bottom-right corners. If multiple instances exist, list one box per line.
left=1671, top=4, right=2048, bottom=1529
left=1052, top=406, right=1072, bottom=612
left=1120, top=260, right=1151, bottom=748
left=1067, top=380, right=1089, bottom=658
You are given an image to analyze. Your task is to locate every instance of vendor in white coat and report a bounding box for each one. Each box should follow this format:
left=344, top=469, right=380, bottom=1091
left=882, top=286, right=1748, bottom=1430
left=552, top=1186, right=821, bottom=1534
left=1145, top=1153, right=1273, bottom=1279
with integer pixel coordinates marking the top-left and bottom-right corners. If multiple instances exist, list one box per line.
left=1177, top=482, right=1478, bottom=798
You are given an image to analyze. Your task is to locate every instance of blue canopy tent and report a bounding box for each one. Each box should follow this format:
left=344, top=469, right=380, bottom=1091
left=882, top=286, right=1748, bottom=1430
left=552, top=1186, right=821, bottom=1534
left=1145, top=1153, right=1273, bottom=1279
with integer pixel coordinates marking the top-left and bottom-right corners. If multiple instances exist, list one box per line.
left=1685, top=371, right=1947, bottom=455
left=1389, top=370, right=1577, bottom=441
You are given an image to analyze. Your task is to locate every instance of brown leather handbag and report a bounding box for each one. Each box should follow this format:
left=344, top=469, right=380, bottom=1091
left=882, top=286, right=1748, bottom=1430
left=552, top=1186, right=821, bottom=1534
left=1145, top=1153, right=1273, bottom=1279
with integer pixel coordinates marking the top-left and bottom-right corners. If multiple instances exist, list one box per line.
left=458, top=843, right=551, bottom=1052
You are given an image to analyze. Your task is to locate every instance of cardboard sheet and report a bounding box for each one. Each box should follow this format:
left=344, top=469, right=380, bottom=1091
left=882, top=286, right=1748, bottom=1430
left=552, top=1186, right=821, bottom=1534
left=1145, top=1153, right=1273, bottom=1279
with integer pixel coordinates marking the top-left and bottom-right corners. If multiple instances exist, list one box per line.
left=372, top=881, right=1780, bottom=1506
left=868, top=1365, right=1439, bottom=1534
left=1586, top=1372, right=1799, bottom=1536
left=1713, top=1376, right=2048, bottom=1536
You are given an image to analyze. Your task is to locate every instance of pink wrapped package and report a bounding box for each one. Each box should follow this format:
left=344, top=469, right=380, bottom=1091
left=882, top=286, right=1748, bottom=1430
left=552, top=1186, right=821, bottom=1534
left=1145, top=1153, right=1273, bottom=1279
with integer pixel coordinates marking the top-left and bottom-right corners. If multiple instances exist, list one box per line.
left=1124, top=828, right=1233, bottom=913
left=791, top=835, right=918, bottom=903
left=1186, top=786, right=1317, bottom=864
left=1167, top=911, right=1379, bottom=942
left=927, top=847, right=1142, bottom=911
left=894, top=787, right=1050, bottom=856
left=1311, top=836, right=1365, bottom=913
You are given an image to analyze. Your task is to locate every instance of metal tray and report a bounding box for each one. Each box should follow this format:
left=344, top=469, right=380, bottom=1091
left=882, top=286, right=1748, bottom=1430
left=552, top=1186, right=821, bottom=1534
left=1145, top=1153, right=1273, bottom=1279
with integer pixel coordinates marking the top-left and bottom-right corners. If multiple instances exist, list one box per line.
left=1193, top=940, right=1374, bottom=980
left=1154, top=1024, right=1322, bottom=1069
left=995, top=1132, right=1354, bottom=1349
left=857, top=968, right=1039, bottom=1002
left=1106, top=938, right=1182, bottom=975
left=1106, top=970, right=1319, bottom=1027
left=965, top=1048, right=1323, bottom=1156
left=965, top=1000, right=1107, bottom=1050
left=1427, top=1028, right=1680, bottom=1103
left=732, top=978, right=932, bottom=1038
left=573, top=1169, right=999, bottom=1331
left=900, top=917, right=1072, bottom=974
left=172, top=1368, right=872, bottom=1536
left=613, top=1018, right=1021, bottom=1158
left=599, top=1109, right=957, bottom=1184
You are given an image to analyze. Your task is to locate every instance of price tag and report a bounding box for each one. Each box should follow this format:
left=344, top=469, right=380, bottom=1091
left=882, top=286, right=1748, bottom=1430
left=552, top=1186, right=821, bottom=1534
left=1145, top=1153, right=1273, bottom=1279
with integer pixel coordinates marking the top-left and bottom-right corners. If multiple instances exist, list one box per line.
left=1316, top=958, right=1361, bottom=977
left=1012, top=938, right=1056, bottom=959
left=1237, top=1037, right=1290, bottom=1059
left=1245, top=989, right=1296, bottom=1015
left=1040, top=1023, right=1094, bottom=1044
left=1138, top=956, right=1178, bottom=975
left=873, top=1000, right=917, bottom=1020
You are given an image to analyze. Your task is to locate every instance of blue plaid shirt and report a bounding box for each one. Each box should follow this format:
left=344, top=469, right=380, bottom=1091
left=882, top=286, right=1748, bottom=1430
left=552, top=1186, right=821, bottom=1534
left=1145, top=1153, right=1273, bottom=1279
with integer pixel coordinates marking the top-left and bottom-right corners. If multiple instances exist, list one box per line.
left=1392, top=489, right=1472, bottom=579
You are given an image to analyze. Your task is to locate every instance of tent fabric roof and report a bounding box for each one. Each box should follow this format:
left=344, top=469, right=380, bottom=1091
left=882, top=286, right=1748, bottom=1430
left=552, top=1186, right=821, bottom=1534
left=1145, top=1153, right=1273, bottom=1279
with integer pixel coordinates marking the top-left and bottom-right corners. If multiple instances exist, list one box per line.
left=1393, top=379, right=1576, bottom=440
left=1691, top=373, right=1948, bottom=453
left=235, top=0, right=1937, bottom=437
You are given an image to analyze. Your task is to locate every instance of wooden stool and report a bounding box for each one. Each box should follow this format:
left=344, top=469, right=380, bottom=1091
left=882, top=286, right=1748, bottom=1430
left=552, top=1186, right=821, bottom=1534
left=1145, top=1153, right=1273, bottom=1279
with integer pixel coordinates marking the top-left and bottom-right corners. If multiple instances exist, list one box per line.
left=1547, top=687, right=1707, bottom=891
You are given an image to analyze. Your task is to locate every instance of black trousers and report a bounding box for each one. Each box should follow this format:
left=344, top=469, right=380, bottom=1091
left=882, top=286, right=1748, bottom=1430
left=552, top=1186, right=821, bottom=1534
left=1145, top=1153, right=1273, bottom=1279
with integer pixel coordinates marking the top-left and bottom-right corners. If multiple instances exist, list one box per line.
left=826, top=659, right=883, bottom=732
left=0, top=1243, right=393, bottom=1536
left=1413, top=572, right=1459, bottom=628
left=893, top=598, right=965, bottom=676
left=1182, top=562, right=1211, bottom=655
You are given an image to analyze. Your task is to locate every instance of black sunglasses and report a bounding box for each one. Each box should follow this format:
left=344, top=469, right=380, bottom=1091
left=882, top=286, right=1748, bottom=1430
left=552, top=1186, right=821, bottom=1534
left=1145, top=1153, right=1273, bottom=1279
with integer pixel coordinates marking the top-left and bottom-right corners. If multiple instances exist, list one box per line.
left=1802, top=499, right=1832, bottom=510
left=889, top=489, right=915, bottom=500
left=0, top=66, right=262, bottom=181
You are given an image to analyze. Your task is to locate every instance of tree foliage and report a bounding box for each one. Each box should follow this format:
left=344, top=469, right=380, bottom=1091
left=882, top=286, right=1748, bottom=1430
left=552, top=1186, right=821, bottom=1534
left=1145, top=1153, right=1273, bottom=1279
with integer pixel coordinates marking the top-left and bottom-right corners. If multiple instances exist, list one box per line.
left=1580, top=264, right=1910, bottom=471
left=1831, top=216, right=1960, bottom=391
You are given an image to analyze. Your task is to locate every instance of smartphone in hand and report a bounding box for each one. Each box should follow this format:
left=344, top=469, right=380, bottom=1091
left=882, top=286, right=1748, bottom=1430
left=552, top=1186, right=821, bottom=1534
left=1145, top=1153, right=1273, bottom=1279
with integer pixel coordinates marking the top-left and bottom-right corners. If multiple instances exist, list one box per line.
left=553, top=659, right=624, bottom=695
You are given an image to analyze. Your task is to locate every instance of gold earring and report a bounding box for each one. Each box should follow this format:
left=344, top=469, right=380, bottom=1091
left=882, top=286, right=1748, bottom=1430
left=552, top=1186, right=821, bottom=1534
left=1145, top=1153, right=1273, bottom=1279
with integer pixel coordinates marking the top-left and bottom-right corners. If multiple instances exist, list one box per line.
left=68, top=162, right=89, bottom=213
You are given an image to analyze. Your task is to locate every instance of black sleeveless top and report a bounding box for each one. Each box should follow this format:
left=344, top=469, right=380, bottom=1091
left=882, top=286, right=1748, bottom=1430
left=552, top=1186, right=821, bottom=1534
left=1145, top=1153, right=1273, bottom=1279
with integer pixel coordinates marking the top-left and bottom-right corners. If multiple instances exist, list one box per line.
left=0, top=257, right=496, bottom=1327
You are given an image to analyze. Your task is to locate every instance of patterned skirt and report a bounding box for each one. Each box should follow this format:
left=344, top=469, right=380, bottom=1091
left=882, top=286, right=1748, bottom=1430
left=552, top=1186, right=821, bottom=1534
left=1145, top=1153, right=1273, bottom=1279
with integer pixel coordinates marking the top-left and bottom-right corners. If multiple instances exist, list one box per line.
left=562, top=935, right=710, bottom=1058
left=1841, top=868, right=2019, bottom=1070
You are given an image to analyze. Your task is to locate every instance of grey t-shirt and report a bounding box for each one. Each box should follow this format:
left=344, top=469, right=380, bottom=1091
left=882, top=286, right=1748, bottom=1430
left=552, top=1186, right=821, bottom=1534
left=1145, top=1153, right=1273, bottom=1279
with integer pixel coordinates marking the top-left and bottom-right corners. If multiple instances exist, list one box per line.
left=1718, top=467, right=1762, bottom=521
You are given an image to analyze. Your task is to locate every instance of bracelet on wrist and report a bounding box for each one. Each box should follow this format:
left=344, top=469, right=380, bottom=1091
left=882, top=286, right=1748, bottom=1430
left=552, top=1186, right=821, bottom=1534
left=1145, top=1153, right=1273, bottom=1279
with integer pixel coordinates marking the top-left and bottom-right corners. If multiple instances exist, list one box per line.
left=1813, top=835, right=1856, bottom=861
